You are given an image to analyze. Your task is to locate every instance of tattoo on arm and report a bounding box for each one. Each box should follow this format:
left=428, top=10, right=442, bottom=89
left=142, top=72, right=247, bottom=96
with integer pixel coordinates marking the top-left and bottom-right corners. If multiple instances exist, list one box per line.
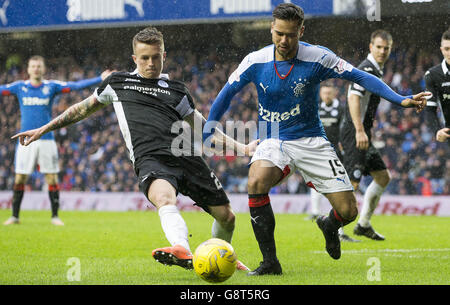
left=46, top=96, right=105, bottom=132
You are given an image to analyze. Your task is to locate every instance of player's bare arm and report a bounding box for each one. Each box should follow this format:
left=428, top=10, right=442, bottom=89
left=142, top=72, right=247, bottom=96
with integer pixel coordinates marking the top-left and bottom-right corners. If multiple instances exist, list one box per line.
left=400, top=92, right=430, bottom=113
left=348, top=93, right=369, bottom=150
left=184, top=110, right=258, bottom=156
left=436, top=127, right=450, bottom=142
left=12, top=95, right=106, bottom=146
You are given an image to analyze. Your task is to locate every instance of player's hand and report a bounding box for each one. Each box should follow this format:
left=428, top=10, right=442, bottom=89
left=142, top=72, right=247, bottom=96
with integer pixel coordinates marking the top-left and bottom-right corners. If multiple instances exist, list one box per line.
left=355, top=130, right=369, bottom=150
left=400, top=92, right=431, bottom=113
left=101, top=69, right=116, bottom=80
left=436, top=128, right=450, bottom=142
left=11, top=128, right=44, bottom=146
left=245, top=139, right=260, bottom=157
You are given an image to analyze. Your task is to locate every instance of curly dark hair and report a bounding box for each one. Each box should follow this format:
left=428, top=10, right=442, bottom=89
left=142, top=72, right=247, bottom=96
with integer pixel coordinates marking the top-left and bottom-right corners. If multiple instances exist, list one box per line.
left=272, top=3, right=304, bottom=26
left=442, top=28, right=450, bottom=41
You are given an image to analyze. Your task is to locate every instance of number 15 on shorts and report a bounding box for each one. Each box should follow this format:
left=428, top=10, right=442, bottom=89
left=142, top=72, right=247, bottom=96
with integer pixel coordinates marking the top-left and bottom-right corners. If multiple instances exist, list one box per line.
left=328, top=159, right=345, bottom=176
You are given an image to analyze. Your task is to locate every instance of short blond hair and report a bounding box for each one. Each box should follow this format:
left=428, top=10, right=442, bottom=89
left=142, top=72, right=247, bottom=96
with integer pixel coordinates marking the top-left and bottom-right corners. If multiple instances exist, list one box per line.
left=370, top=30, right=393, bottom=44
left=28, top=55, right=45, bottom=65
left=132, top=27, right=164, bottom=53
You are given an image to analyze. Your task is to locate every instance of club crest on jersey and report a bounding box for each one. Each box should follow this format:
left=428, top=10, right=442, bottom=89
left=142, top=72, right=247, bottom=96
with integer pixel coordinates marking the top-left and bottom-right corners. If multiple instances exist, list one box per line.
left=291, top=78, right=305, bottom=97
left=158, top=80, right=169, bottom=88
left=334, top=59, right=353, bottom=75
left=42, top=86, right=50, bottom=95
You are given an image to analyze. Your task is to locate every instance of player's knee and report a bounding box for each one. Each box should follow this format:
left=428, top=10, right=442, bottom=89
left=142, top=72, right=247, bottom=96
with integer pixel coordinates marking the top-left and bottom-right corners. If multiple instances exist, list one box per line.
left=339, top=196, right=358, bottom=223
left=149, top=192, right=176, bottom=208
left=221, top=212, right=235, bottom=232
left=44, top=174, right=58, bottom=185
left=218, top=208, right=236, bottom=229
left=339, top=207, right=357, bottom=225
left=347, top=205, right=358, bottom=222
left=373, top=170, right=391, bottom=187
left=380, top=172, right=391, bottom=187
left=15, top=174, right=28, bottom=184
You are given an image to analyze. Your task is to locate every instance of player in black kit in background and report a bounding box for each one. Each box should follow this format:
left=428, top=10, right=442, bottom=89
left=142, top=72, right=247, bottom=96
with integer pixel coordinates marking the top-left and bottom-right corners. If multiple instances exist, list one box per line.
left=307, top=83, right=360, bottom=242
left=340, top=30, right=394, bottom=241
left=11, top=27, right=257, bottom=271
left=424, top=28, right=450, bottom=143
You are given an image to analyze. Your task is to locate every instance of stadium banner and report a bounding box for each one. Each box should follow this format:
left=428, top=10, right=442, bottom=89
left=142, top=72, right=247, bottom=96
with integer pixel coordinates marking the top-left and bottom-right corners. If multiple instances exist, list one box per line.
left=334, top=0, right=450, bottom=17
left=0, top=191, right=449, bottom=216
left=0, top=0, right=333, bottom=32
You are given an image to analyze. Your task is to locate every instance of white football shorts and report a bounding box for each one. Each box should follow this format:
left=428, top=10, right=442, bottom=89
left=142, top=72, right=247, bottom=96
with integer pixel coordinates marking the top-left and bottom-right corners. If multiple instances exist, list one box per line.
left=250, top=137, right=353, bottom=194
left=15, top=139, right=59, bottom=175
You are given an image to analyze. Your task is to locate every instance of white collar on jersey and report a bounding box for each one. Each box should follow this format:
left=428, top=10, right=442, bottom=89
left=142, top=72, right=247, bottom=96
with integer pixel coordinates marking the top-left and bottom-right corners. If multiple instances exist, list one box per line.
left=320, top=98, right=339, bottom=111
left=131, top=69, right=170, bottom=80
left=367, top=53, right=383, bottom=74
left=442, top=59, right=449, bottom=75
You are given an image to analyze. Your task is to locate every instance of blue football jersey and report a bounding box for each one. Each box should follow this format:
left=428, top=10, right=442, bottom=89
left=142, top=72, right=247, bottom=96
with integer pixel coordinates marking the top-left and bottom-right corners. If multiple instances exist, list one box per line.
left=1, top=77, right=101, bottom=140
left=205, top=41, right=409, bottom=142
left=225, top=42, right=354, bottom=140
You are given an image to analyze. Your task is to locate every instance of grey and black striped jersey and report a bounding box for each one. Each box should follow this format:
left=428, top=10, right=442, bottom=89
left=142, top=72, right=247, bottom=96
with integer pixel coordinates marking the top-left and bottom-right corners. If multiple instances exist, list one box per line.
left=424, top=59, right=450, bottom=132
left=94, top=71, right=195, bottom=165
left=341, top=53, right=384, bottom=137
left=319, top=98, right=343, bottom=147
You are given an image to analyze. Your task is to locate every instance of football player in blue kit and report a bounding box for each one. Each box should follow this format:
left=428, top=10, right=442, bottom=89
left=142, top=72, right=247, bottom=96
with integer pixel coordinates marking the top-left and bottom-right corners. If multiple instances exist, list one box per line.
left=1, top=55, right=111, bottom=225
left=203, top=3, right=429, bottom=275
left=307, top=83, right=360, bottom=243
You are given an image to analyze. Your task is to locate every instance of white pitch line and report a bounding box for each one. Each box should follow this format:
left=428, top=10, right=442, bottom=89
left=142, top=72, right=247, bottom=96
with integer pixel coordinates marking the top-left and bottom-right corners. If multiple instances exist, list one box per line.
left=311, top=248, right=450, bottom=254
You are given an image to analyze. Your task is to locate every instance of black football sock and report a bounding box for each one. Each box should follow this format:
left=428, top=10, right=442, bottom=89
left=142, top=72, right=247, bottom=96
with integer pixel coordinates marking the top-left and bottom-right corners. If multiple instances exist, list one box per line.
left=49, top=184, right=60, bottom=218
left=249, top=194, right=278, bottom=263
left=12, top=184, right=25, bottom=218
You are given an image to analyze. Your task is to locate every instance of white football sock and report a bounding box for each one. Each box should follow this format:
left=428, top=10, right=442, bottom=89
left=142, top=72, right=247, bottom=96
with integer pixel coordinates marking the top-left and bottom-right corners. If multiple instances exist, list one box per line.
left=358, top=181, right=386, bottom=227
left=310, top=188, right=322, bottom=215
left=211, top=219, right=233, bottom=243
left=158, top=205, right=190, bottom=252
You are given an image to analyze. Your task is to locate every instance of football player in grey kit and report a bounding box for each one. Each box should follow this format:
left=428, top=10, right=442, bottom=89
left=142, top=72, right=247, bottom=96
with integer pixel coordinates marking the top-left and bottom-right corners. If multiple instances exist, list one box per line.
left=340, top=30, right=395, bottom=240
left=424, top=28, right=450, bottom=144
left=11, top=27, right=257, bottom=271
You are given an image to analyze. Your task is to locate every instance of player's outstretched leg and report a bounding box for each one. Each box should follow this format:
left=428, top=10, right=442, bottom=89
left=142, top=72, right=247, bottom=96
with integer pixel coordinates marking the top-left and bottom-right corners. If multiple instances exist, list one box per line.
left=148, top=179, right=193, bottom=269
left=152, top=204, right=193, bottom=269
left=152, top=244, right=193, bottom=270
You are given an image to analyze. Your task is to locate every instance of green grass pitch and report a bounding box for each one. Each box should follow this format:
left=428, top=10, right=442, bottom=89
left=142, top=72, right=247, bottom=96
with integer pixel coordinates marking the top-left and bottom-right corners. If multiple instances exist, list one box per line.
left=0, top=209, right=448, bottom=285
